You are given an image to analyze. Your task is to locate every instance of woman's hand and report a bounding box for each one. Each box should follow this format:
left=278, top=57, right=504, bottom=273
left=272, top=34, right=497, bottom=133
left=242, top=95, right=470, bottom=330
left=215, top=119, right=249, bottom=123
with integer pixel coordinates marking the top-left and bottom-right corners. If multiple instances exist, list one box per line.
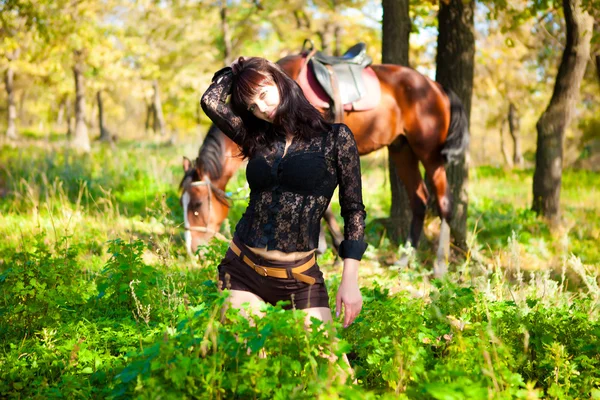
left=336, top=258, right=362, bottom=328
left=230, top=57, right=244, bottom=75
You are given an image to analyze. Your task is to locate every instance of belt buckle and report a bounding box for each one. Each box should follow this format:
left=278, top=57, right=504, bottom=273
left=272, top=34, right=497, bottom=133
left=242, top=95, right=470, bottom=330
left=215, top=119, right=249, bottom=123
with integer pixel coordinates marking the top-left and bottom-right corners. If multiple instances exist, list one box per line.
left=247, top=258, right=269, bottom=277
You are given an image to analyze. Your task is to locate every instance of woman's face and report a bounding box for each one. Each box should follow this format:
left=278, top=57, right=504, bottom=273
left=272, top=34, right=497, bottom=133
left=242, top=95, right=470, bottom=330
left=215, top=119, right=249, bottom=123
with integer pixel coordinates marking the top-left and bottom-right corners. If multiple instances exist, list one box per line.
left=247, top=82, right=280, bottom=123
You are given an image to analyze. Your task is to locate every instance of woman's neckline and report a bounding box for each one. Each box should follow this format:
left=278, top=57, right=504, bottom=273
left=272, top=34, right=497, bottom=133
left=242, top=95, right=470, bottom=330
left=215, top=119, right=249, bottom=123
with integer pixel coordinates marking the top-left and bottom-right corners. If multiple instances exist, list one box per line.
left=282, top=134, right=294, bottom=158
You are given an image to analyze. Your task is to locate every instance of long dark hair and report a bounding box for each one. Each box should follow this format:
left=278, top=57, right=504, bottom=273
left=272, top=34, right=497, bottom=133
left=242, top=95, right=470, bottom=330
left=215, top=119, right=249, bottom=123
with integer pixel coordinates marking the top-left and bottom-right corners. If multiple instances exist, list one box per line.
left=230, top=57, right=331, bottom=158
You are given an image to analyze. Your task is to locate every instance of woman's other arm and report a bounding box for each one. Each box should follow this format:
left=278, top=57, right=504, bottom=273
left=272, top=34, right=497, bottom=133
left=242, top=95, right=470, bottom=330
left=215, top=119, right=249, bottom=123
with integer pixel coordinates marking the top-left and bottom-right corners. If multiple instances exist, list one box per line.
left=334, top=124, right=367, bottom=327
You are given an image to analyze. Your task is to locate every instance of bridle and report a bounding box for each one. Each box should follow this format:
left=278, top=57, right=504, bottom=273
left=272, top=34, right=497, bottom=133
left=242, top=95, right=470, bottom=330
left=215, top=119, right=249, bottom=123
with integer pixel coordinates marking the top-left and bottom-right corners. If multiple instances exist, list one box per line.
left=183, top=177, right=229, bottom=242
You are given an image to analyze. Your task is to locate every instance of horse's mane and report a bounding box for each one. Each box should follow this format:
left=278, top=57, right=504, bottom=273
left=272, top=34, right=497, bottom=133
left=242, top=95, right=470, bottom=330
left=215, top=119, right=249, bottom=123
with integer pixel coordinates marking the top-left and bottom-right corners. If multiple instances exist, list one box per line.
left=179, top=124, right=229, bottom=206
left=197, top=123, right=225, bottom=181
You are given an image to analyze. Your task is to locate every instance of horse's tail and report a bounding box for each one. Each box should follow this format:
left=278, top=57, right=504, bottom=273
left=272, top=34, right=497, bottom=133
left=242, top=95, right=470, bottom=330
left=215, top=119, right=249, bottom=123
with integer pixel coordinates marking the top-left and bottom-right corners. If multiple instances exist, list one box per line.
left=441, top=87, right=470, bottom=164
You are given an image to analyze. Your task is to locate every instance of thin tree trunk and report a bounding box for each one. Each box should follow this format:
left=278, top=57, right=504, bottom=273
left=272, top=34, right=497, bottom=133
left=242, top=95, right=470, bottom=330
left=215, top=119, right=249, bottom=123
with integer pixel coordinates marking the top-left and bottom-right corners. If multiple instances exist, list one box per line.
left=220, top=0, right=232, bottom=65
left=72, top=61, right=90, bottom=151
left=532, top=0, right=593, bottom=221
left=152, top=80, right=166, bottom=136
left=334, top=23, right=342, bottom=56
left=89, top=90, right=97, bottom=130
left=332, top=0, right=340, bottom=56
left=596, top=54, right=600, bottom=85
left=508, top=102, right=523, bottom=167
left=18, top=89, right=26, bottom=126
left=318, top=22, right=334, bottom=54
left=97, top=90, right=111, bottom=142
left=595, top=22, right=600, bottom=87
left=382, top=0, right=412, bottom=245
left=499, top=118, right=513, bottom=167
left=56, top=96, right=66, bottom=128
left=66, top=97, right=74, bottom=138
left=145, top=101, right=154, bottom=135
left=293, top=10, right=303, bottom=29
left=435, top=0, right=475, bottom=250
left=5, top=67, right=18, bottom=140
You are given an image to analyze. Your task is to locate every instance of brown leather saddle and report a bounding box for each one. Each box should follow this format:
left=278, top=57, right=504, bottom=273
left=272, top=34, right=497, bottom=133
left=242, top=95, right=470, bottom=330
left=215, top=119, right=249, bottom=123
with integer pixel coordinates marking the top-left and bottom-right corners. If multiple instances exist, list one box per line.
left=296, top=40, right=381, bottom=122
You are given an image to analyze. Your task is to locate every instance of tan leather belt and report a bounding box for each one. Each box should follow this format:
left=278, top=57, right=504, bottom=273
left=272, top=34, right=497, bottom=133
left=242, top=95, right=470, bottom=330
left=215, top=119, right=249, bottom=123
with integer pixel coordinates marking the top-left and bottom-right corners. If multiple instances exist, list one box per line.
left=229, top=241, right=316, bottom=285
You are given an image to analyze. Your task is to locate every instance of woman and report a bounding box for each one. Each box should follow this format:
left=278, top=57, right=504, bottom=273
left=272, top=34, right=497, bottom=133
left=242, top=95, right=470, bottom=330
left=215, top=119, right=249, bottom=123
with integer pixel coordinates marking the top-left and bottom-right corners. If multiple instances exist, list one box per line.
left=200, top=57, right=367, bottom=329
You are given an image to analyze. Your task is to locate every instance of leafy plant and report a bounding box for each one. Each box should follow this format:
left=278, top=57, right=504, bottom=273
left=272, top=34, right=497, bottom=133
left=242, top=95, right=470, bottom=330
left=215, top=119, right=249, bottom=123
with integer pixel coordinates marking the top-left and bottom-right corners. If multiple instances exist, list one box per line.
left=0, top=233, right=95, bottom=336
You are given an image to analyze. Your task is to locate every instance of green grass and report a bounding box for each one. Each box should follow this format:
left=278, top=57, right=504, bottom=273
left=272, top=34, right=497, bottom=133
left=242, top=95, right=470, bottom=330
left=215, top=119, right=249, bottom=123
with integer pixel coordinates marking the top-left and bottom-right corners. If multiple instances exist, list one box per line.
left=1, top=137, right=599, bottom=399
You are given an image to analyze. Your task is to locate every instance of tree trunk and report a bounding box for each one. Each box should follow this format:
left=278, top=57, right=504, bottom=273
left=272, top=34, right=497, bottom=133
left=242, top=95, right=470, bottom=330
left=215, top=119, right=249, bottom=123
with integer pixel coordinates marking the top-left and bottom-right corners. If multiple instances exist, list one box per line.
left=88, top=90, right=97, bottom=130
left=56, top=96, right=66, bottom=129
left=596, top=54, right=600, bottom=85
left=508, top=102, right=523, bottom=167
left=595, top=22, right=600, bottom=86
left=220, top=0, right=232, bottom=65
left=72, top=61, right=90, bottom=151
left=333, top=22, right=342, bottom=56
left=532, top=0, right=593, bottom=221
left=152, top=80, right=166, bottom=136
left=66, top=97, right=74, bottom=138
left=435, top=0, right=475, bottom=250
left=499, top=118, right=513, bottom=167
left=318, top=22, right=333, bottom=54
left=5, top=67, right=18, bottom=140
left=382, top=0, right=412, bottom=245
left=18, top=89, right=27, bottom=126
left=97, top=90, right=111, bottom=142
left=145, top=101, right=154, bottom=135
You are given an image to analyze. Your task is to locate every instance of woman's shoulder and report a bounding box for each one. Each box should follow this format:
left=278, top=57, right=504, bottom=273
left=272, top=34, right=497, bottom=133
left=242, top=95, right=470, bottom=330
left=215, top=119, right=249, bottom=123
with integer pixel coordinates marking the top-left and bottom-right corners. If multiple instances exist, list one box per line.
left=330, top=123, right=354, bottom=141
left=330, top=123, right=351, bottom=134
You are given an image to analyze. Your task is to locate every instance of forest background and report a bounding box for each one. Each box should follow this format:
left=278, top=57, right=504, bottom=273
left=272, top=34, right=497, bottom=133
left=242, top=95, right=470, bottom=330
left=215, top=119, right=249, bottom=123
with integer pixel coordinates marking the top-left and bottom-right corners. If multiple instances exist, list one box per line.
left=1, top=0, right=600, bottom=398
left=1, top=0, right=598, bottom=166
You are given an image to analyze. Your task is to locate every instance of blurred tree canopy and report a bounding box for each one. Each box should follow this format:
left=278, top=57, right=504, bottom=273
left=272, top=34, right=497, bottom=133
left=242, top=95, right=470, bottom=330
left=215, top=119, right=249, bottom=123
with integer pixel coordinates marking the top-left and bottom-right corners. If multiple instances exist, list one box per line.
left=0, top=0, right=598, bottom=163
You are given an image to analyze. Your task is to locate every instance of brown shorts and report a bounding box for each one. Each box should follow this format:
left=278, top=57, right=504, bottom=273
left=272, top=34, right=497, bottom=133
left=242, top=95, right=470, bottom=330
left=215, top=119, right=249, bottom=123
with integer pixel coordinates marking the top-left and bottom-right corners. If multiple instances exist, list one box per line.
left=218, top=236, right=330, bottom=310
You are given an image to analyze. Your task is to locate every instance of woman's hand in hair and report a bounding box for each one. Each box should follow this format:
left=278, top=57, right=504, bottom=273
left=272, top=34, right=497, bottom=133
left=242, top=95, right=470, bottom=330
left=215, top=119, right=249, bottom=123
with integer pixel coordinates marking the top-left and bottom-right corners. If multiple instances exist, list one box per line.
left=336, top=258, right=362, bottom=328
left=230, top=57, right=245, bottom=75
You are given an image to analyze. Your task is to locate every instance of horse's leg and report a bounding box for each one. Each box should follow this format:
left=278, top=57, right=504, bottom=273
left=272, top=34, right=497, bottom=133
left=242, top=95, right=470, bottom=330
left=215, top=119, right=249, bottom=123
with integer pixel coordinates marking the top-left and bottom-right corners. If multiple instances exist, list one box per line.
left=389, top=141, right=429, bottom=267
left=422, top=157, right=452, bottom=278
left=323, top=205, right=343, bottom=254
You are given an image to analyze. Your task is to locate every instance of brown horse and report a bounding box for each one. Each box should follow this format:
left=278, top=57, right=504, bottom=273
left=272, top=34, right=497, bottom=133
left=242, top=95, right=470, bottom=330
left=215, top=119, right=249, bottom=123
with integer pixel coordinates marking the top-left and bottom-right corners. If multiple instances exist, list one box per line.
left=180, top=124, right=244, bottom=254
left=181, top=48, right=468, bottom=276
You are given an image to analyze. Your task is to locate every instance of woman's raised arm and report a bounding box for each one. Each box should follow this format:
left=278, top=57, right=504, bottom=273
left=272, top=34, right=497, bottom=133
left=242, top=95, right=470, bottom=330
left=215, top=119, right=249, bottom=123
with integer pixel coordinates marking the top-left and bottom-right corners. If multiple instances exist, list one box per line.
left=200, top=67, right=246, bottom=146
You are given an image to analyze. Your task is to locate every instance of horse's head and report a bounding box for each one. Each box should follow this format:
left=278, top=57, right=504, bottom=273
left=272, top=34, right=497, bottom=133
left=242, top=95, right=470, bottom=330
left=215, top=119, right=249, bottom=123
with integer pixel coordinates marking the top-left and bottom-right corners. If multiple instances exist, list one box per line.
left=179, top=156, right=230, bottom=256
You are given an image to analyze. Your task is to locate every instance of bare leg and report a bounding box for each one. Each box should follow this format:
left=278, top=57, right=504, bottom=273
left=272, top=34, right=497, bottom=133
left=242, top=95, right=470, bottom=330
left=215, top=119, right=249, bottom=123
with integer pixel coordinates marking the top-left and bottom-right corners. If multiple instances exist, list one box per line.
left=223, top=290, right=267, bottom=357
left=304, top=307, right=354, bottom=383
left=225, top=289, right=266, bottom=320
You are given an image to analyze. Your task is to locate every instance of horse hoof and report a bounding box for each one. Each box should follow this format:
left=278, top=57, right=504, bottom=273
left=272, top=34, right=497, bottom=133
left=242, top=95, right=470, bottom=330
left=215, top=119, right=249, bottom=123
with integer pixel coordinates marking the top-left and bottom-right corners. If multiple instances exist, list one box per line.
left=397, top=254, right=410, bottom=268
left=390, top=254, right=410, bottom=270
left=433, top=259, right=448, bottom=279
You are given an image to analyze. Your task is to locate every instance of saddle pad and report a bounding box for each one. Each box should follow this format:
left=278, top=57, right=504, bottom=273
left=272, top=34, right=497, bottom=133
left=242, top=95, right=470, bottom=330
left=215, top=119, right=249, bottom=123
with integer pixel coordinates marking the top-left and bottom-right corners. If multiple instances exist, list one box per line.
left=296, top=57, right=381, bottom=112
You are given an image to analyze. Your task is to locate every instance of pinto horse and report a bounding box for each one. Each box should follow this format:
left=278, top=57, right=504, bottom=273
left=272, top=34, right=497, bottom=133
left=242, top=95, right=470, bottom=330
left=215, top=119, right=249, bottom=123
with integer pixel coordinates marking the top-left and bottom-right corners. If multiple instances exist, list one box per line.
left=181, top=47, right=469, bottom=276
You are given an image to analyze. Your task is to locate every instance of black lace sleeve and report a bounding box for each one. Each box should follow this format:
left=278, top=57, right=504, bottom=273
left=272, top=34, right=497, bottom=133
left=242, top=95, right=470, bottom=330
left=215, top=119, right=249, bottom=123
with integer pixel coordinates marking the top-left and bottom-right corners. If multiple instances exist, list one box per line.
left=335, top=124, right=368, bottom=260
left=200, top=68, right=245, bottom=145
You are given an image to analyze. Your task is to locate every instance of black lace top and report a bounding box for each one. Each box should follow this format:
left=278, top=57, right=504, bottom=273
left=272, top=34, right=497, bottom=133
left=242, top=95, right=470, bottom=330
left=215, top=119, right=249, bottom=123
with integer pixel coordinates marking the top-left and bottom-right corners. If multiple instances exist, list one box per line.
left=201, top=70, right=367, bottom=260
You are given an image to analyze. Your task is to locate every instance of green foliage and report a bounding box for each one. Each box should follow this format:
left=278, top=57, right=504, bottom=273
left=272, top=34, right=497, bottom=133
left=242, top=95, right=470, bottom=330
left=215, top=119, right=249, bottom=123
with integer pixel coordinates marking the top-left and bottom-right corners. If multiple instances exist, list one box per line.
left=96, top=239, right=157, bottom=313
left=345, top=281, right=600, bottom=398
left=470, top=166, right=600, bottom=265
left=0, top=233, right=95, bottom=336
left=1, top=140, right=599, bottom=398
left=112, top=294, right=368, bottom=399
